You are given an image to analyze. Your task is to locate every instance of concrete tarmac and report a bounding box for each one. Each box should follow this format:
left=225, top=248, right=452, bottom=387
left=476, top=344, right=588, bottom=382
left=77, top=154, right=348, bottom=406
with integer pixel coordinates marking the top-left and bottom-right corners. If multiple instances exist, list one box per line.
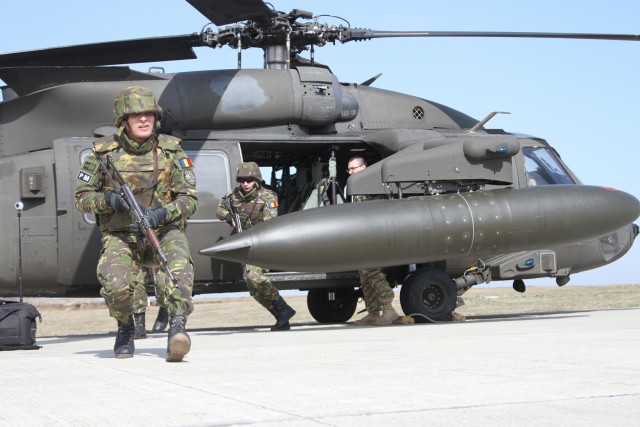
left=1, top=309, right=639, bottom=426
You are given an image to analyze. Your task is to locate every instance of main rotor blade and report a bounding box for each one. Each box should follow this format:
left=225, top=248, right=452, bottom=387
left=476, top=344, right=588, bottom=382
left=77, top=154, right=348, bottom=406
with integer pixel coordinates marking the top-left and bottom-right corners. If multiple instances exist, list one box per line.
left=0, top=34, right=205, bottom=67
left=187, top=0, right=276, bottom=26
left=0, top=66, right=167, bottom=96
left=340, top=30, right=640, bottom=43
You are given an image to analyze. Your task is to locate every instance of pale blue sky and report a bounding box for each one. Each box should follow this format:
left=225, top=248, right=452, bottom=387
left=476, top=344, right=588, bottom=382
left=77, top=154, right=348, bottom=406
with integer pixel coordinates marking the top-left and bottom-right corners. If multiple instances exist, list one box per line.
left=1, top=1, right=638, bottom=286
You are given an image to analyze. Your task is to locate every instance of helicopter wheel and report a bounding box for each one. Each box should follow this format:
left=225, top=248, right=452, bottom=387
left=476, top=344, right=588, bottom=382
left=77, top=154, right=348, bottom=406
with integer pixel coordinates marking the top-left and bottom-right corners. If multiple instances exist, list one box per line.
left=307, top=287, right=358, bottom=324
left=399, top=269, right=457, bottom=323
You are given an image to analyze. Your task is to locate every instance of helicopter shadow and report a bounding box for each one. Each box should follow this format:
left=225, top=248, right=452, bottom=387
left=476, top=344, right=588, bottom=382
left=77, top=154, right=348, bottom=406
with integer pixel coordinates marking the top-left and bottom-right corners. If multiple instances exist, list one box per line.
left=36, top=309, right=611, bottom=355
left=462, top=309, right=597, bottom=324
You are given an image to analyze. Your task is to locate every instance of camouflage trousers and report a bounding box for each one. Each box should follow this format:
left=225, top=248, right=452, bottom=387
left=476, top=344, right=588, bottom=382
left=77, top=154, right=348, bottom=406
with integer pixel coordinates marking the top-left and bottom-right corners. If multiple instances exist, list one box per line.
left=243, top=264, right=280, bottom=310
left=358, top=268, right=394, bottom=313
left=132, top=267, right=167, bottom=314
left=97, top=228, right=194, bottom=322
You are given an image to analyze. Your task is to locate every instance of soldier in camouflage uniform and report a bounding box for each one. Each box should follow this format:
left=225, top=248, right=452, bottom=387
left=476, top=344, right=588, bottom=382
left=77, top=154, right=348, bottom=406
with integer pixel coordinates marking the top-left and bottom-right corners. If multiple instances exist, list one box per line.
left=216, top=162, right=296, bottom=331
left=74, top=86, right=198, bottom=361
left=347, top=156, right=399, bottom=326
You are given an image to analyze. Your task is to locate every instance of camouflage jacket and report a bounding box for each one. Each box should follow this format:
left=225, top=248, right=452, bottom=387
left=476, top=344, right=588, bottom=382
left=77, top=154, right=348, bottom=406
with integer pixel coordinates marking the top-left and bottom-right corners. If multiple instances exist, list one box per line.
left=74, top=134, right=198, bottom=233
left=216, top=184, right=278, bottom=230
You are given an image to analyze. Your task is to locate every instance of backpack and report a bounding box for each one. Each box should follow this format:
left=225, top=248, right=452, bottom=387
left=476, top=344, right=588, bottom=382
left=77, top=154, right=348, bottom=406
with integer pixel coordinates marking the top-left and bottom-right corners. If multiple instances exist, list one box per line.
left=0, top=300, right=42, bottom=351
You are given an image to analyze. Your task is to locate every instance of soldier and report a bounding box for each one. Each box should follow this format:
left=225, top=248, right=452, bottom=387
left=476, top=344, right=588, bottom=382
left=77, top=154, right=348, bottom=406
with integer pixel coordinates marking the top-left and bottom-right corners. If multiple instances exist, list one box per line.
left=347, top=156, right=399, bottom=325
left=132, top=267, right=170, bottom=339
left=216, top=162, right=296, bottom=331
left=74, top=86, right=198, bottom=361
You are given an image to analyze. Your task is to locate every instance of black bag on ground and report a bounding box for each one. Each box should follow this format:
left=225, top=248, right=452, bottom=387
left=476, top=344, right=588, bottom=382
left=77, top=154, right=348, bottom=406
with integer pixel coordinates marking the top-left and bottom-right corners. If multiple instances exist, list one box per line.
left=0, top=300, right=42, bottom=350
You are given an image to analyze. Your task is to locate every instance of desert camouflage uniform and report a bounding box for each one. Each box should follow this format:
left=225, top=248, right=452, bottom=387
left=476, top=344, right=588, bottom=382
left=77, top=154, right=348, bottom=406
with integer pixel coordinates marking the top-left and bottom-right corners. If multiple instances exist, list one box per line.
left=353, top=194, right=395, bottom=313
left=216, top=184, right=280, bottom=309
left=74, top=132, right=197, bottom=322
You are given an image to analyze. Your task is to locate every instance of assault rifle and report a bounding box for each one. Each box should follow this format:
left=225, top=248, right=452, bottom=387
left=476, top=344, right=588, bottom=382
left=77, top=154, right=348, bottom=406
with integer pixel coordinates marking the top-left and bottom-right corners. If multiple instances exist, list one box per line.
left=225, top=197, right=243, bottom=235
left=99, top=154, right=178, bottom=288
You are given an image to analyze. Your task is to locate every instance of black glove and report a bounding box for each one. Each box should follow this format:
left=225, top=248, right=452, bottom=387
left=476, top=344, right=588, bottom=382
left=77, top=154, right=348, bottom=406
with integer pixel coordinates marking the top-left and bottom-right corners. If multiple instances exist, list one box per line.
left=104, top=191, right=130, bottom=213
left=146, top=206, right=169, bottom=228
left=131, top=206, right=169, bottom=235
left=224, top=213, right=233, bottom=224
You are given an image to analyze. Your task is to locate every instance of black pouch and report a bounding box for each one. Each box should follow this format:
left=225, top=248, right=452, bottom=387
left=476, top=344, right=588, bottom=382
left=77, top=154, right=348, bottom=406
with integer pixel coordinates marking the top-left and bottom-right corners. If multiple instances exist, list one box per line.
left=0, top=300, right=42, bottom=350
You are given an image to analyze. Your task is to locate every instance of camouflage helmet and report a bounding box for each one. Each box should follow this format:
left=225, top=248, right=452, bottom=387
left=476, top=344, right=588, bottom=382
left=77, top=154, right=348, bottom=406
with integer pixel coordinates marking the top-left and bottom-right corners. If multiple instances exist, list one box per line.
left=236, top=162, right=262, bottom=181
left=113, top=86, right=162, bottom=127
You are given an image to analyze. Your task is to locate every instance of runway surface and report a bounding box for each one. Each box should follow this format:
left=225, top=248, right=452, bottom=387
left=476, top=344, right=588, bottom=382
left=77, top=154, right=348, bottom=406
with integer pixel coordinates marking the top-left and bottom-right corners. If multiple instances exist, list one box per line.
left=1, top=309, right=639, bottom=426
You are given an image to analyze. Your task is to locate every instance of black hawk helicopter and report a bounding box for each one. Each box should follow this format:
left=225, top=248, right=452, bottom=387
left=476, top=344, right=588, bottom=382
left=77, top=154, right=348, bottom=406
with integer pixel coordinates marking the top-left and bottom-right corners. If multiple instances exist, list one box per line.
left=1, top=0, right=639, bottom=323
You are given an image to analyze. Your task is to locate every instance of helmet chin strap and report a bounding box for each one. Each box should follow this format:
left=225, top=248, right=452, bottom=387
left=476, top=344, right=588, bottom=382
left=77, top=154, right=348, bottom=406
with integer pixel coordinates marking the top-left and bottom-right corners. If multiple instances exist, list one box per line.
left=117, top=122, right=157, bottom=154
left=116, top=124, right=126, bottom=138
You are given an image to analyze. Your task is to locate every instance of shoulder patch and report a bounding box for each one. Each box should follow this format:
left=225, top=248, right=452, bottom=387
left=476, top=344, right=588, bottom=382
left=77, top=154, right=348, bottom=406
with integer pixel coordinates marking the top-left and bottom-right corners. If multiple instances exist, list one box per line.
left=77, top=171, right=93, bottom=183
left=183, top=169, right=196, bottom=186
left=82, top=159, right=98, bottom=173
left=179, top=157, right=194, bottom=169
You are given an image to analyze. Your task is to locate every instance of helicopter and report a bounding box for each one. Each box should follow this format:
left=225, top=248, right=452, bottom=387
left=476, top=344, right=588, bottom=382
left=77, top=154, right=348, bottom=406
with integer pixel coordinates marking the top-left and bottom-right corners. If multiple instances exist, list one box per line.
left=1, top=0, right=639, bottom=323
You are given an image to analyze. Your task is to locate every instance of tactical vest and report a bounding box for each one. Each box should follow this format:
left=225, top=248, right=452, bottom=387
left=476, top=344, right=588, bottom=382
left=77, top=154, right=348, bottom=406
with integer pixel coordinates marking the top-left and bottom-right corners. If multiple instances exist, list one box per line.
left=95, top=134, right=182, bottom=232
left=230, top=186, right=277, bottom=230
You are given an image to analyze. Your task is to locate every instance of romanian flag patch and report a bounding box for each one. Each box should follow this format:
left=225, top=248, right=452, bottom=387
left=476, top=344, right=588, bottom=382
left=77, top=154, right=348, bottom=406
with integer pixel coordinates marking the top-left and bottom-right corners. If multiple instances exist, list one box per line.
left=179, top=157, right=193, bottom=169
left=268, top=201, right=278, bottom=209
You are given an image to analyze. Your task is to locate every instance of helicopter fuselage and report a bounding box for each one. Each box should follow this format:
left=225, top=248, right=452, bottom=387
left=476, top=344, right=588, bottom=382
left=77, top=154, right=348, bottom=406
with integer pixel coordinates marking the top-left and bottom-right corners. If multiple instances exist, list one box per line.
left=0, top=67, right=637, bottom=324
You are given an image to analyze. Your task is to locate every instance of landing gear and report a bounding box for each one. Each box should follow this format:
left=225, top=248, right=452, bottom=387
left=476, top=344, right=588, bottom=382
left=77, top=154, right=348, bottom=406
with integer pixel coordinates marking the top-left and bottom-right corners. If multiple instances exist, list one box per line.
left=400, top=269, right=457, bottom=323
left=307, top=287, right=359, bottom=323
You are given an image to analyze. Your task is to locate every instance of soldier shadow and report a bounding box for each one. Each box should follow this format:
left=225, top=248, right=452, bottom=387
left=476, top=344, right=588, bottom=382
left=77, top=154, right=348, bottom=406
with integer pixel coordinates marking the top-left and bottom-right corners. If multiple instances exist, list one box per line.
left=52, top=333, right=210, bottom=359
left=192, top=321, right=357, bottom=335
left=36, top=333, right=112, bottom=345
left=72, top=335, right=171, bottom=359
left=190, top=310, right=599, bottom=333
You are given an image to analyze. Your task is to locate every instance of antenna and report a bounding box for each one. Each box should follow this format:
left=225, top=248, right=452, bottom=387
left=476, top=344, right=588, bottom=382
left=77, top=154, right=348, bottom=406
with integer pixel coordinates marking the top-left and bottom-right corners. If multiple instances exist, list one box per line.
left=469, top=111, right=510, bottom=133
left=15, top=201, right=24, bottom=302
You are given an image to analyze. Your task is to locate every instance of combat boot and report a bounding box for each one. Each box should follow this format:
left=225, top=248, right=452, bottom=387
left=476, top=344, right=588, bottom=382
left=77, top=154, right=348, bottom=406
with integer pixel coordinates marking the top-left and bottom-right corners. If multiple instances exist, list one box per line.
left=114, top=316, right=135, bottom=358
left=269, top=296, right=296, bottom=331
left=375, top=303, right=399, bottom=325
left=166, top=311, right=190, bottom=362
left=450, top=311, right=466, bottom=322
left=353, top=311, right=381, bottom=325
left=133, top=312, right=147, bottom=339
left=152, top=307, right=169, bottom=332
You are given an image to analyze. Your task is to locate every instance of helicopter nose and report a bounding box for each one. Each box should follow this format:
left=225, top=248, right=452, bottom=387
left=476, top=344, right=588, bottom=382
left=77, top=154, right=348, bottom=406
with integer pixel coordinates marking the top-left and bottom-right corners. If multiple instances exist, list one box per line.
left=596, top=223, right=637, bottom=264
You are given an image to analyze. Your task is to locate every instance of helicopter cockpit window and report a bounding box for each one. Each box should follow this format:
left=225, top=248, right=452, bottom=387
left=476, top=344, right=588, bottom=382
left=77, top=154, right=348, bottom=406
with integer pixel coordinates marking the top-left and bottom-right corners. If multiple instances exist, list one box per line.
left=522, top=146, right=576, bottom=186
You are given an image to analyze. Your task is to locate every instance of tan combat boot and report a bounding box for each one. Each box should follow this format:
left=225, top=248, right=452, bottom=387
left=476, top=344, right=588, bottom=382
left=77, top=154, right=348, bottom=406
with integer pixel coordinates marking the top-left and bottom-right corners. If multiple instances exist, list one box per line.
left=375, top=303, right=399, bottom=325
left=353, top=311, right=381, bottom=325
left=450, top=311, right=466, bottom=322
left=166, top=312, right=190, bottom=362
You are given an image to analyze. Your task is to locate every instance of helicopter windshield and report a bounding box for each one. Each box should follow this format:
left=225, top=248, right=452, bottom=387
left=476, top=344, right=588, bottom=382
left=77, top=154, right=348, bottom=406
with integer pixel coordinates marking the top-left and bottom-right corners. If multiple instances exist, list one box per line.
left=523, top=146, right=577, bottom=187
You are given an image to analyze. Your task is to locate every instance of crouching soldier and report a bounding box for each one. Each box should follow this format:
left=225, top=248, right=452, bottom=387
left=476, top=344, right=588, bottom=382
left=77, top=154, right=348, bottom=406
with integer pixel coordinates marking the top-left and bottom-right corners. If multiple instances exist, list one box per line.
left=216, top=162, right=296, bottom=331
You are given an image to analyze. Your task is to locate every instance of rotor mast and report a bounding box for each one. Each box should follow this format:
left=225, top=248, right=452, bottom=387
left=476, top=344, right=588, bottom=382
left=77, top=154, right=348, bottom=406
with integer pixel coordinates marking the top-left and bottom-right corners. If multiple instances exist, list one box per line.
left=202, top=7, right=319, bottom=70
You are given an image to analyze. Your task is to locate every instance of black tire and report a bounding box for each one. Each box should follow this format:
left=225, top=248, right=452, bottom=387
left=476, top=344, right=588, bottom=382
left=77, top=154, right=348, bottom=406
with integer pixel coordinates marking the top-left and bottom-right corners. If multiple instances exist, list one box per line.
left=307, top=287, right=358, bottom=323
left=400, top=269, right=457, bottom=323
